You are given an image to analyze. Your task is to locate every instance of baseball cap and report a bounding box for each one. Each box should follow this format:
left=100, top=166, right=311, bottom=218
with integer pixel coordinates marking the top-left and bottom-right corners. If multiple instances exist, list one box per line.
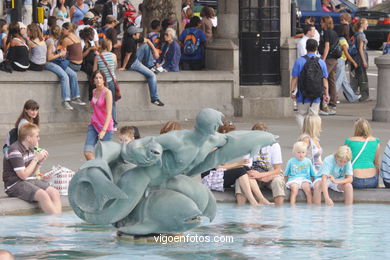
left=127, top=26, right=143, bottom=35
left=106, top=15, right=117, bottom=24
left=84, top=11, right=95, bottom=19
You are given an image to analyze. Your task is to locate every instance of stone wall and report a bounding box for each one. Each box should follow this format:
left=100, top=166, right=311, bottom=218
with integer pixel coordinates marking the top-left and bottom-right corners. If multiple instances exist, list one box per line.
left=0, top=70, right=235, bottom=134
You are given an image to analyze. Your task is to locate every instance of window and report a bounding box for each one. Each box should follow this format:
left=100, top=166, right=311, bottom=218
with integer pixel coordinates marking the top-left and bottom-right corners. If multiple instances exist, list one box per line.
left=296, top=0, right=316, bottom=11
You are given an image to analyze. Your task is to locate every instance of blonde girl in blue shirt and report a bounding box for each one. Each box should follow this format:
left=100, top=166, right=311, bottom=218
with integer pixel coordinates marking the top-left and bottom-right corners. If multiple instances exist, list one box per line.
left=319, top=145, right=354, bottom=206
left=285, top=141, right=315, bottom=204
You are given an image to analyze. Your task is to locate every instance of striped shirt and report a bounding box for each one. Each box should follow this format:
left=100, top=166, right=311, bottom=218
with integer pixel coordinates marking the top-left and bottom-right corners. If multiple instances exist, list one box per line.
left=3, top=141, right=35, bottom=188
left=201, top=168, right=225, bottom=192
left=380, top=140, right=390, bottom=181
left=97, top=52, right=116, bottom=83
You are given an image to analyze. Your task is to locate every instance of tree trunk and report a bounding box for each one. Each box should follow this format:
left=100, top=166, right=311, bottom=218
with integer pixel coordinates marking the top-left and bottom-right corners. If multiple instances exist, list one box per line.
left=142, top=0, right=183, bottom=34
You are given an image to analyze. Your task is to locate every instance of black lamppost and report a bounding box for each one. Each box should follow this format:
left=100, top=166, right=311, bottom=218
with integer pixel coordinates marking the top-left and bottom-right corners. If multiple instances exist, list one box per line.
left=32, top=0, right=38, bottom=23
left=11, top=0, right=23, bottom=22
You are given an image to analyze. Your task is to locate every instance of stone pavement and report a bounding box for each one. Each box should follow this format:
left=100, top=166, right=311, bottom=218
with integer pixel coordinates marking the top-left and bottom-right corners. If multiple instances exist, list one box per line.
left=1, top=99, right=390, bottom=215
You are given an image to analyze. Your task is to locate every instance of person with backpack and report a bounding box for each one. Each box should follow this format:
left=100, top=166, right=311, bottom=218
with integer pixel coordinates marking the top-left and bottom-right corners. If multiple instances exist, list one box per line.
left=350, top=18, right=370, bottom=102
left=319, top=16, right=341, bottom=116
left=100, top=15, right=122, bottom=65
left=179, top=16, right=207, bottom=70
left=290, top=39, right=330, bottom=130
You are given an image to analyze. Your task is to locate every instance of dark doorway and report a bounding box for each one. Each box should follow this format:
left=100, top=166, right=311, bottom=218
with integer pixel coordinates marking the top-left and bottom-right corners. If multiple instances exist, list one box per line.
left=239, top=0, right=281, bottom=85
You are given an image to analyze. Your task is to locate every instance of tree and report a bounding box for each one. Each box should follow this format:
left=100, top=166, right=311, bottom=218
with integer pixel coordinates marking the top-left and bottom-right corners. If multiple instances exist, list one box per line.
left=142, top=0, right=183, bottom=33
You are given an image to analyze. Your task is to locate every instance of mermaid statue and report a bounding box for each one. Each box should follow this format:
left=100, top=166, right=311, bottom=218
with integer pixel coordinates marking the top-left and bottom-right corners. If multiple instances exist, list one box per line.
left=68, top=108, right=276, bottom=235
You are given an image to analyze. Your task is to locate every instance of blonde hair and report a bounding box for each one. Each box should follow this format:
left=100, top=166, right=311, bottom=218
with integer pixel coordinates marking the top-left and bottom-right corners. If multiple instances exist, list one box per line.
left=302, top=115, right=321, bottom=141
left=293, top=141, right=307, bottom=153
left=354, top=118, right=372, bottom=138
left=18, top=123, right=39, bottom=142
left=334, top=145, right=352, bottom=161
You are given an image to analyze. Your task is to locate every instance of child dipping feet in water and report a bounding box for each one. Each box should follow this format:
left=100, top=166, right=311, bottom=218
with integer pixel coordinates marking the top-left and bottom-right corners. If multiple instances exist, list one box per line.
left=318, top=145, right=354, bottom=206
left=285, top=141, right=315, bottom=204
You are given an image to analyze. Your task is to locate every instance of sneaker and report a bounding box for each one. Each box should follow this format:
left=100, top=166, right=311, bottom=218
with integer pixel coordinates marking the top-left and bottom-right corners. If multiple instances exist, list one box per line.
left=328, top=109, right=336, bottom=115
left=62, top=101, right=74, bottom=110
left=71, top=97, right=86, bottom=106
left=151, top=99, right=164, bottom=106
left=150, top=66, right=159, bottom=74
left=321, top=106, right=330, bottom=113
left=352, top=95, right=362, bottom=103
left=319, top=110, right=329, bottom=116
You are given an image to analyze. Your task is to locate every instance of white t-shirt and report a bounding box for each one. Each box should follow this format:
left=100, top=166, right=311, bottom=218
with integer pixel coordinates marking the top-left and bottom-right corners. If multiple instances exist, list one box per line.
left=76, top=25, right=99, bottom=49
left=297, top=35, right=309, bottom=58
left=252, top=143, right=282, bottom=171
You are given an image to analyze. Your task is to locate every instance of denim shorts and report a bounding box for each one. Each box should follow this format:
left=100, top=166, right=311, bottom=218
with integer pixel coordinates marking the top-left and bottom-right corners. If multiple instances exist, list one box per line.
left=84, top=124, right=113, bottom=153
left=352, top=174, right=378, bottom=189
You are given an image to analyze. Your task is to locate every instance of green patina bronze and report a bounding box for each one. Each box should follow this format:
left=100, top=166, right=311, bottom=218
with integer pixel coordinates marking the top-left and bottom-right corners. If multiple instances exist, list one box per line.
left=68, top=108, right=277, bottom=235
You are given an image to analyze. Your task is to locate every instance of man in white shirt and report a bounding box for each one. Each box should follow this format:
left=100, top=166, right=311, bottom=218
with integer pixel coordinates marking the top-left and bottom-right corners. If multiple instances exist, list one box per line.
left=297, top=24, right=316, bottom=58
left=235, top=123, right=286, bottom=205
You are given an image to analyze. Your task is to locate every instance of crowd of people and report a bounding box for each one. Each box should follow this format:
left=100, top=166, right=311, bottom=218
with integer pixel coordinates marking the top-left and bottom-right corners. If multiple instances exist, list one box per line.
left=292, top=13, right=370, bottom=120
left=200, top=115, right=387, bottom=207
left=0, top=0, right=217, bottom=109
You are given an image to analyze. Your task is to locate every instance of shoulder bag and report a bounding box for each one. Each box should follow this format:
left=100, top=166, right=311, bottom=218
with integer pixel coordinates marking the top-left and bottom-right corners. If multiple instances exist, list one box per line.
left=351, top=138, right=369, bottom=166
left=99, top=53, right=121, bottom=101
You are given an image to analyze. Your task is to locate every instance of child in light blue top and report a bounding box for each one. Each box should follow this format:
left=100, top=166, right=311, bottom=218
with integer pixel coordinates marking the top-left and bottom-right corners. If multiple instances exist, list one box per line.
left=318, top=145, right=354, bottom=206
left=285, top=141, right=315, bottom=204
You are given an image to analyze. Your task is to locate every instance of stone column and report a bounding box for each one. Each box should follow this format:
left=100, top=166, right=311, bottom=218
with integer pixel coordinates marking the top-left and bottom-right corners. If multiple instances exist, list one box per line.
left=280, top=2, right=296, bottom=97
left=373, top=54, right=390, bottom=122
left=205, top=0, right=239, bottom=99
left=0, top=1, right=3, bottom=19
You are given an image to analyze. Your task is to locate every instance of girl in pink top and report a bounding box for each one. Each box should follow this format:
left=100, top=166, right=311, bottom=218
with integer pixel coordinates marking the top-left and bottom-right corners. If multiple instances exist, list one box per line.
left=84, top=70, right=114, bottom=160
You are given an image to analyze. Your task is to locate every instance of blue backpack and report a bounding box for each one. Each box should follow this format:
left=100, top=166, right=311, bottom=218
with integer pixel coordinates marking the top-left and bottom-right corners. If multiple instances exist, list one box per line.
left=348, top=32, right=363, bottom=57
left=183, top=31, right=200, bottom=56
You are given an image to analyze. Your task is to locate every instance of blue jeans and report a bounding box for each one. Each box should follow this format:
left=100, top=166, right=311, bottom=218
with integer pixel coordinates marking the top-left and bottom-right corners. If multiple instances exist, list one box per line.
left=129, top=59, right=159, bottom=101
left=107, top=80, right=117, bottom=127
left=336, top=58, right=360, bottom=103
left=136, top=43, right=155, bottom=68
left=69, top=62, right=82, bottom=72
left=352, top=174, right=379, bottom=189
left=45, top=62, right=81, bottom=101
left=84, top=125, right=114, bottom=152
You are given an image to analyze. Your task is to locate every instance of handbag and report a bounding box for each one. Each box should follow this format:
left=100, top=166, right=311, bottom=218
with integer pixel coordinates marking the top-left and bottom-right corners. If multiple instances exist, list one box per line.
left=351, top=138, right=369, bottom=166
left=52, top=57, right=70, bottom=70
left=42, top=165, right=75, bottom=195
left=99, top=53, right=122, bottom=101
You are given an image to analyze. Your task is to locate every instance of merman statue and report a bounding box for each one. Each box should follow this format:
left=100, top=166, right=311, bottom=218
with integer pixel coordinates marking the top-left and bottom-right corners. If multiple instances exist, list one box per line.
left=68, top=108, right=277, bottom=235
